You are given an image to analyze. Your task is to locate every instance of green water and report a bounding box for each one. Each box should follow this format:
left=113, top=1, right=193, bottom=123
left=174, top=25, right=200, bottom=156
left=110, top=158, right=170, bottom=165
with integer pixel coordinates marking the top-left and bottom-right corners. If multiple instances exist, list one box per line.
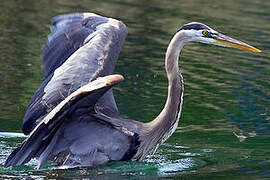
left=0, top=0, right=269, bottom=179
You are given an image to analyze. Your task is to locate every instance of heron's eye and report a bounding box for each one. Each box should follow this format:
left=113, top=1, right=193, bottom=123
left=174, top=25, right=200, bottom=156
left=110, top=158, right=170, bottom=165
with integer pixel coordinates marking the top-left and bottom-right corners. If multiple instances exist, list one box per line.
left=202, top=30, right=208, bottom=36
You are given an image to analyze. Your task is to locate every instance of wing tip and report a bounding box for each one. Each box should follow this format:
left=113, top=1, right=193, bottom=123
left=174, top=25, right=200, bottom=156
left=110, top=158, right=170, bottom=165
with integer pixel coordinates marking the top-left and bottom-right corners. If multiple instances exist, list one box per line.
left=4, top=145, right=23, bottom=168
left=82, top=12, right=127, bottom=31
left=103, top=74, right=125, bottom=86
left=108, top=18, right=124, bottom=29
left=83, top=12, right=99, bottom=18
left=73, top=74, right=124, bottom=97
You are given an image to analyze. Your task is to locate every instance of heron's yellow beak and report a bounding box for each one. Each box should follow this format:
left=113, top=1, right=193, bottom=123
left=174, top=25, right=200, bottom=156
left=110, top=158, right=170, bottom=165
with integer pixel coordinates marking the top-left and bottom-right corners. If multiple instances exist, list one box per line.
left=214, top=34, right=261, bottom=53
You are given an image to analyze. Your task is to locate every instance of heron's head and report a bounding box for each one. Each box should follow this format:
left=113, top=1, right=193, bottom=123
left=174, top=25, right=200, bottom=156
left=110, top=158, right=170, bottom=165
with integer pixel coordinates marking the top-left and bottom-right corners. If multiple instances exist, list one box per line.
left=178, top=22, right=261, bottom=52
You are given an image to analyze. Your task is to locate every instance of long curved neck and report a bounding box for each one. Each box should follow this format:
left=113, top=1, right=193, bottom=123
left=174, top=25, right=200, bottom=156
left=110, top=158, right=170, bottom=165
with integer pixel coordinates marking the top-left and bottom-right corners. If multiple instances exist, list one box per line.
left=148, top=31, right=186, bottom=142
left=134, top=31, right=187, bottom=160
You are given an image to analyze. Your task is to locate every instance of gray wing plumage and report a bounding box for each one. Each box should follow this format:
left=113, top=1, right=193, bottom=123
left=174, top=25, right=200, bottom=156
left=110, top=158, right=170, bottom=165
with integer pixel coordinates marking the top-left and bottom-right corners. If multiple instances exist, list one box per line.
left=5, top=13, right=144, bottom=169
left=22, top=13, right=128, bottom=135
left=5, top=75, right=140, bottom=169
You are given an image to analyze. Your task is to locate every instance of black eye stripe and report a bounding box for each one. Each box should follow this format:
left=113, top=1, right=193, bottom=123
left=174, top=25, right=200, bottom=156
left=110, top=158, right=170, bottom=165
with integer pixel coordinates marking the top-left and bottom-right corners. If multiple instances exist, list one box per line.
left=178, top=23, right=210, bottom=32
left=177, top=23, right=219, bottom=39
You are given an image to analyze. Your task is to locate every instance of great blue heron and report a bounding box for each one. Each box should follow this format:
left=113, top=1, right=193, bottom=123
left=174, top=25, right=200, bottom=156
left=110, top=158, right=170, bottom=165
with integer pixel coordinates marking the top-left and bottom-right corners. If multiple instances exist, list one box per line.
left=4, top=13, right=260, bottom=169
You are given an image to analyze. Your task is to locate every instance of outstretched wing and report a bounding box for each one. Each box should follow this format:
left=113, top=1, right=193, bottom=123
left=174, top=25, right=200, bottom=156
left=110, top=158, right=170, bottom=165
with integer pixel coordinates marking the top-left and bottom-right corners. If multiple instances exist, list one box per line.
left=22, top=13, right=127, bottom=135
left=5, top=75, right=135, bottom=169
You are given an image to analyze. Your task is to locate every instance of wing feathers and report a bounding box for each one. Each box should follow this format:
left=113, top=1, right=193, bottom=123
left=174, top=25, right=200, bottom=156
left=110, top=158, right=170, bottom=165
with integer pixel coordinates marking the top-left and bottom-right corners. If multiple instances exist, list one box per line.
left=5, top=75, right=124, bottom=168
left=22, top=13, right=127, bottom=134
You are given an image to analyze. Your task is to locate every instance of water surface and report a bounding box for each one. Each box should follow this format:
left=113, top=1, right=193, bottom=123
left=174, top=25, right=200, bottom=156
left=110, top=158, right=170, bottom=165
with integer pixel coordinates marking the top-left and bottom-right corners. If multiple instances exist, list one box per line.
left=0, top=0, right=269, bottom=179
